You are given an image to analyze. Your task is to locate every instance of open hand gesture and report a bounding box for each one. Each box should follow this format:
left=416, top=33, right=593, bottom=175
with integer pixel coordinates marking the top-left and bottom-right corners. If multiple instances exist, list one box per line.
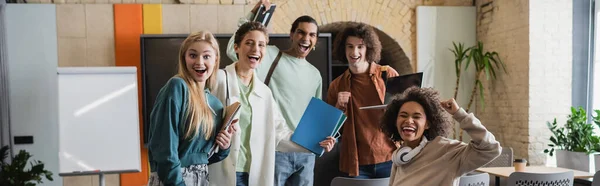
left=216, top=119, right=239, bottom=150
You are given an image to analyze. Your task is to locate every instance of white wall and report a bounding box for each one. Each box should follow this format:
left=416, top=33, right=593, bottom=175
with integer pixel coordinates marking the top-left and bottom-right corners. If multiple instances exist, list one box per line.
left=416, top=6, right=477, bottom=141
left=529, top=0, right=572, bottom=166
left=6, top=4, right=61, bottom=186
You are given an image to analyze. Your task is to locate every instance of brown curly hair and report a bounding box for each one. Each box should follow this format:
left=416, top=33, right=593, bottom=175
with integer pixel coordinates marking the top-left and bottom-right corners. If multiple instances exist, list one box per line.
left=380, top=87, right=452, bottom=142
left=234, top=21, right=269, bottom=46
left=333, top=22, right=382, bottom=63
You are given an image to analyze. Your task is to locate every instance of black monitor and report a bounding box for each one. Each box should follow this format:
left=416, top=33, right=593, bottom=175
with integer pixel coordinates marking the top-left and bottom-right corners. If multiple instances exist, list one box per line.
left=140, top=33, right=332, bottom=144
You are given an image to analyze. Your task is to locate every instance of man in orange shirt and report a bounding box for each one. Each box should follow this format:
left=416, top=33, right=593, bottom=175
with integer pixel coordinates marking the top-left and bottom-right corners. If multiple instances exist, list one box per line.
left=327, top=23, right=399, bottom=178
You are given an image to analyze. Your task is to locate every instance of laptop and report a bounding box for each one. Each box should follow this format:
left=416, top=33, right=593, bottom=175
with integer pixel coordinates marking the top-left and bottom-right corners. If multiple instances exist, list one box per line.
left=360, top=72, right=423, bottom=110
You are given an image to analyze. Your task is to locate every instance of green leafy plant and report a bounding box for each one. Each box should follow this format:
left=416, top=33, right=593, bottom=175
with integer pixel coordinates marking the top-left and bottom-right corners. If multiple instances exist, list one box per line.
left=593, top=110, right=600, bottom=152
left=464, top=41, right=507, bottom=113
left=0, top=145, right=53, bottom=186
left=450, top=41, right=507, bottom=141
left=449, top=42, right=471, bottom=100
left=544, top=107, right=600, bottom=156
left=449, top=42, right=470, bottom=139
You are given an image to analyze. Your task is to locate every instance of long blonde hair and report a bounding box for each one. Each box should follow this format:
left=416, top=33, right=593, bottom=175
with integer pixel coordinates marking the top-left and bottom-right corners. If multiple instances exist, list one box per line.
left=176, top=31, right=221, bottom=140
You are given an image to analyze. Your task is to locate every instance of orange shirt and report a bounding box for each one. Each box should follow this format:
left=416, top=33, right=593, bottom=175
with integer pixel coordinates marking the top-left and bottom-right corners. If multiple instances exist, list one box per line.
left=327, top=63, right=396, bottom=176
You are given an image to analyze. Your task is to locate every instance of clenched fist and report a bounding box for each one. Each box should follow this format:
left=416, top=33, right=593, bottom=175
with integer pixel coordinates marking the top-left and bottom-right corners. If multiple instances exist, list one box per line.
left=440, top=98, right=459, bottom=115
left=336, top=92, right=351, bottom=110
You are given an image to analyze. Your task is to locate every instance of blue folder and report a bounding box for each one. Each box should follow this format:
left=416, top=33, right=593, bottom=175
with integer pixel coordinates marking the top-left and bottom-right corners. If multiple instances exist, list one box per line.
left=291, top=97, right=347, bottom=157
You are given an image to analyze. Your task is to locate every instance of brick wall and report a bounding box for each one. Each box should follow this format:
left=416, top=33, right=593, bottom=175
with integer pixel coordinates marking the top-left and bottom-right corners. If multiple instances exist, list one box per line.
left=476, top=0, right=572, bottom=165
left=43, top=0, right=474, bottom=76
left=475, top=0, right=530, bottom=164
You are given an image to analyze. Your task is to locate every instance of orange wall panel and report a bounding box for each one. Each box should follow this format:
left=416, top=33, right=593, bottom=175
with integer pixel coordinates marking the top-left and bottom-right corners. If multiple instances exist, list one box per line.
left=113, top=4, right=148, bottom=186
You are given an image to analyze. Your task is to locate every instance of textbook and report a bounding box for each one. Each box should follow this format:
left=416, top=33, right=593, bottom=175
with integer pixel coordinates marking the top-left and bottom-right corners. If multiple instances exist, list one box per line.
left=208, top=102, right=241, bottom=158
left=360, top=72, right=424, bottom=110
left=291, top=97, right=346, bottom=157
left=253, top=4, right=277, bottom=27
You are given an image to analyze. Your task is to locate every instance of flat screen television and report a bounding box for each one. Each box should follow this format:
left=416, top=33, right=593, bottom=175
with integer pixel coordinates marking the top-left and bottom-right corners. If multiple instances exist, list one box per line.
left=140, top=33, right=333, bottom=144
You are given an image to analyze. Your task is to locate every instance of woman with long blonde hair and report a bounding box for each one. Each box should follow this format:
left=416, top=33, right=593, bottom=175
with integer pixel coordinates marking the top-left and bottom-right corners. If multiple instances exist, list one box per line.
left=147, top=31, right=237, bottom=186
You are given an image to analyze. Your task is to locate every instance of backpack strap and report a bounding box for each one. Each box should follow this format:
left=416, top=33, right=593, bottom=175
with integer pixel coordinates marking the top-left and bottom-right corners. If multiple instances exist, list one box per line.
left=264, top=51, right=283, bottom=86
left=221, top=69, right=230, bottom=104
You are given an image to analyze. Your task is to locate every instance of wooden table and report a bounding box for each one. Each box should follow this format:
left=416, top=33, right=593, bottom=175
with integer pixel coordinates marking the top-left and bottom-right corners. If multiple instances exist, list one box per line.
left=476, top=166, right=594, bottom=185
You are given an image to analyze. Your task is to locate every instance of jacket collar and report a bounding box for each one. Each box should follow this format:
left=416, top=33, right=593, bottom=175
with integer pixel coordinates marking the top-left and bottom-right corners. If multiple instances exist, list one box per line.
left=225, top=62, right=266, bottom=99
left=343, top=62, right=381, bottom=80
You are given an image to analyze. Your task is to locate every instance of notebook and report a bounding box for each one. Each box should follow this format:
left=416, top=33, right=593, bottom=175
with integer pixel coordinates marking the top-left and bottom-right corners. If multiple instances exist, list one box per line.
left=208, top=102, right=241, bottom=158
left=253, top=4, right=277, bottom=27
left=360, top=72, right=424, bottom=110
left=291, top=97, right=347, bottom=157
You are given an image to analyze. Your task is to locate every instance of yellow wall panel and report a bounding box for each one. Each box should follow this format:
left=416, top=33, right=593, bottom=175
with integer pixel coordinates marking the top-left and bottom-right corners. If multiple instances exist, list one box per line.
left=143, top=4, right=162, bottom=34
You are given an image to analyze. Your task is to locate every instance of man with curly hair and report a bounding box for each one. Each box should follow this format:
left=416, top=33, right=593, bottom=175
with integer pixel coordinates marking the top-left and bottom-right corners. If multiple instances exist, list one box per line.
left=327, top=23, right=399, bottom=178
left=380, top=87, right=501, bottom=185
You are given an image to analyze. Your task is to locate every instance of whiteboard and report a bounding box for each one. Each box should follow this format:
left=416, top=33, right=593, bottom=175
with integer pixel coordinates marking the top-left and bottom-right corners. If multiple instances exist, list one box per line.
left=58, top=67, right=141, bottom=175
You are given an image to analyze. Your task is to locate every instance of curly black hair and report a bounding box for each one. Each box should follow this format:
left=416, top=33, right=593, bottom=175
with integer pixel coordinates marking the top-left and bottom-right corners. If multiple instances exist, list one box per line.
left=290, top=15, right=319, bottom=36
left=234, top=21, right=269, bottom=46
left=332, top=22, right=382, bottom=63
left=380, top=87, right=452, bottom=142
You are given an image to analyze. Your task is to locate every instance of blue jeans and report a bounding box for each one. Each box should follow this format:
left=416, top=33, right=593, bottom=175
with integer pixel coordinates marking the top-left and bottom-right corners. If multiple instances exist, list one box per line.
left=236, top=172, right=249, bottom=186
left=343, top=161, right=393, bottom=179
left=274, top=152, right=315, bottom=186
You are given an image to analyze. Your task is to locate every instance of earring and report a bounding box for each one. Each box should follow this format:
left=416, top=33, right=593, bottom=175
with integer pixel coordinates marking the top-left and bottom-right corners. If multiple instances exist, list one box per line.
left=312, top=46, right=316, bottom=51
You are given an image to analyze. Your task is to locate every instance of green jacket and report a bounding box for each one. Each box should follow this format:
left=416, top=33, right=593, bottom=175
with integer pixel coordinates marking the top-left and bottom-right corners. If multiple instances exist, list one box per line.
left=148, top=77, right=229, bottom=186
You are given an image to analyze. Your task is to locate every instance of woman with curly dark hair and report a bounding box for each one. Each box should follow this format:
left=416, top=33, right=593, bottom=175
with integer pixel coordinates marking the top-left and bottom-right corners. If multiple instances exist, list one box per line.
left=327, top=23, right=399, bottom=178
left=381, top=87, right=501, bottom=185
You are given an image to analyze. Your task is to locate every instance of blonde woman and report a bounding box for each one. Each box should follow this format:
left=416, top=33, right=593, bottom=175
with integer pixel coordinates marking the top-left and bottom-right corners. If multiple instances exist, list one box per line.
left=147, top=31, right=237, bottom=186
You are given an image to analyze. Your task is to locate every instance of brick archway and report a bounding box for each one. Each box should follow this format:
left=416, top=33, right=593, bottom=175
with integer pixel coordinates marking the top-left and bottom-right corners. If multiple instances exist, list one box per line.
left=319, top=21, right=413, bottom=75
left=267, top=0, right=421, bottom=71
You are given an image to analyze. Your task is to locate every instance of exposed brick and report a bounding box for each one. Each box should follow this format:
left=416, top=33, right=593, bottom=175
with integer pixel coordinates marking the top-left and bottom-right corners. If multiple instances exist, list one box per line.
left=399, top=5, right=409, bottom=16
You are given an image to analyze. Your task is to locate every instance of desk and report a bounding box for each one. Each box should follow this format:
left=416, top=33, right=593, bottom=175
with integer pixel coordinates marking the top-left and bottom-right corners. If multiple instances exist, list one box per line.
left=476, top=166, right=594, bottom=185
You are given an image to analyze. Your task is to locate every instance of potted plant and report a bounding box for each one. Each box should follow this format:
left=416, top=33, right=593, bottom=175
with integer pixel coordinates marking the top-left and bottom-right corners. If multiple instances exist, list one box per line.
left=0, top=145, right=53, bottom=185
left=544, top=107, right=600, bottom=173
left=448, top=41, right=470, bottom=139
left=450, top=41, right=507, bottom=141
left=593, top=110, right=600, bottom=173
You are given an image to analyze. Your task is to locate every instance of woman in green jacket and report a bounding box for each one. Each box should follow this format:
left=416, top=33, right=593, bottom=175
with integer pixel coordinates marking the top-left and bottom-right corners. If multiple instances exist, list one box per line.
left=147, top=31, right=237, bottom=186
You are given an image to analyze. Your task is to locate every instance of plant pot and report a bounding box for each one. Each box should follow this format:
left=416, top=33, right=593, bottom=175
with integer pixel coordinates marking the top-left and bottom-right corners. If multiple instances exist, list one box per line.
left=556, top=150, right=595, bottom=173
left=595, top=154, right=600, bottom=172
